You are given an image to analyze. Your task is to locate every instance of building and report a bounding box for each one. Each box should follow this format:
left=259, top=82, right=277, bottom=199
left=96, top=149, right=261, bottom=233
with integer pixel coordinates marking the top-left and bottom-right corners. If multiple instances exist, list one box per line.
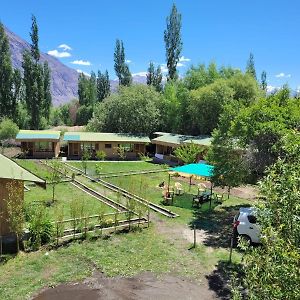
left=16, top=130, right=61, bottom=158
left=64, top=132, right=150, bottom=159
left=0, top=154, right=46, bottom=251
left=151, top=132, right=212, bottom=162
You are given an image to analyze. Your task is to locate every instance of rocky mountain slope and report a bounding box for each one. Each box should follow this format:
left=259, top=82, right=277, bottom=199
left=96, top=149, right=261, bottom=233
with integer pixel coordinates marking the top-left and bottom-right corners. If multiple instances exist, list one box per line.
left=5, top=26, right=79, bottom=106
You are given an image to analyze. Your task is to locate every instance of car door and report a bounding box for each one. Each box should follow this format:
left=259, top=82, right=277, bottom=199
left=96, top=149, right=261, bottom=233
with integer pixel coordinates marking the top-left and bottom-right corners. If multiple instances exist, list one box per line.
left=247, top=215, right=260, bottom=243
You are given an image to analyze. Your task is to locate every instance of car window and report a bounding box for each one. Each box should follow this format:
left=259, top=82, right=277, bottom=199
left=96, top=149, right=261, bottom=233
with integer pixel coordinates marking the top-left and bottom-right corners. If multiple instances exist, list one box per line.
left=247, top=215, right=257, bottom=224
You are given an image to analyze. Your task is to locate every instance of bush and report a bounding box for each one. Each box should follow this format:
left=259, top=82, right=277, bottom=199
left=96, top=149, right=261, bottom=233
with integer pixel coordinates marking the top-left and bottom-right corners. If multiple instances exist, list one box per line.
left=96, top=150, right=106, bottom=161
left=28, top=206, right=53, bottom=249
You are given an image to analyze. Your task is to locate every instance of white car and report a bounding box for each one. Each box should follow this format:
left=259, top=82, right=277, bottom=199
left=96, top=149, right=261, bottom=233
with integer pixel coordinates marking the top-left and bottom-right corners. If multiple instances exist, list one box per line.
left=233, top=207, right=261, bottom=244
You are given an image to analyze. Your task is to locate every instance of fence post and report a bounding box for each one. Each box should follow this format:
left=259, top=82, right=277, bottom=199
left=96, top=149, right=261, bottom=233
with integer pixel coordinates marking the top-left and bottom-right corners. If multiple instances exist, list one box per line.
left=193, top=224, right=196, bottom=248
left=56, top=222, right=59, bottom=246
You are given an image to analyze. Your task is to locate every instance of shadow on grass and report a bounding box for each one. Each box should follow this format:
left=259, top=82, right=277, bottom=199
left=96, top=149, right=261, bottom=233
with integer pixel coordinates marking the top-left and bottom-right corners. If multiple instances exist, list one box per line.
left=189, top=204, right=251, bottom=248
left=206, top=260, right=243, bottom=300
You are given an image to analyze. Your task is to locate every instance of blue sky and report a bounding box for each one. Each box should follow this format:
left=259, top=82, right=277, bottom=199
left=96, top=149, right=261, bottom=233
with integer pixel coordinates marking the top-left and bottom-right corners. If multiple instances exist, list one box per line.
left=1, top=0, right=300, bottom=90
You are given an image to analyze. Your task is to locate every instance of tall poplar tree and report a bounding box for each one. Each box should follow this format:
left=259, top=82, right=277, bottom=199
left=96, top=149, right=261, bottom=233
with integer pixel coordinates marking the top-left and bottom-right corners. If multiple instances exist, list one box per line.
left=164, top=4, right=182, bottom=81
left=114, top=39, right=132, bottom=86
left=246, top=52, right=257, bottom=80
left=0, top=22, right=16, bottom=120
left=147, top=62, right=163, bottom=92
left=97, top=70, right=110, bottom=101
left=22, top=15, right=52, bottom=129
left=261, top=70, right=267, bottom=92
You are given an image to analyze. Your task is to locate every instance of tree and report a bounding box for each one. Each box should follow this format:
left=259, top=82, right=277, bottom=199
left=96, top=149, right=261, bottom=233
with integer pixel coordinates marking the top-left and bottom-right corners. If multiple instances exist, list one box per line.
left=234, top=132, right=300, bottom=299
left=0, top=23, right=19, bottom=121
left=5, top=180, right=24, bottom=253
left=0, top=118, right=19, bottom=151
left=76, top=105, right=93, bottom=125
left=87, top=85, right=161, bottom=135
left=246, top=52, right=257, bottom=80
left=188, top=79, right=234, bottom=135
left=164, top=4, right=182, bottom=80
left=97, top=70, right=110, bottom=101
left=147, top=62, right=163, bottom=92
left=261, top=70, right=267, bottom=92
left=48, top=160, right=62, bottom=203
left=78, top=72, right=97, bottom=107
left=22, top=15, right=52, bottom=129
left=81, top=149, right=91, bottom=174
left=174, top=142, right=206, bottom=164
left=114, top=39, right=132, bottom=86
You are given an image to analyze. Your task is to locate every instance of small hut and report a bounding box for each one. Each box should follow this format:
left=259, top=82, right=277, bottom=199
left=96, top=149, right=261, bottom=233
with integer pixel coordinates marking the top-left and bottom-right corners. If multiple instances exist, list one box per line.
left=0, top=154, right=46, bottom=251
left=16, top=130, right=61, bottom=158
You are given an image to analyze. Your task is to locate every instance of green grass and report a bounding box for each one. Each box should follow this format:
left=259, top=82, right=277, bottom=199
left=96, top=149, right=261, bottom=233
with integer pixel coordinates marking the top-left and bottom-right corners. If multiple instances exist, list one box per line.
left=15, top=159, right=51, bottom=180
left=24, top=182, right=116, bottom=221
left=0, top=227, right=242, bottom=300
left=68, top=161, right=166, bottom=176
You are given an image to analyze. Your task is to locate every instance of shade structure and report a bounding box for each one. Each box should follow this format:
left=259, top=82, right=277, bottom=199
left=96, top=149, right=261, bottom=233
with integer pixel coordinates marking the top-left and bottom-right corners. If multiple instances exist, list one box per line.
left=170, top=163, right=214, bottom=178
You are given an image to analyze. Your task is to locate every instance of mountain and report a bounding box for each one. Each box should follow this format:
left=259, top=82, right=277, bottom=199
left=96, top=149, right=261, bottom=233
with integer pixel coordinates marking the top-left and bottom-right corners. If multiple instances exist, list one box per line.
left=5, top=26, right=150, bottom=106
left=5, top=26, right=79, bottom=106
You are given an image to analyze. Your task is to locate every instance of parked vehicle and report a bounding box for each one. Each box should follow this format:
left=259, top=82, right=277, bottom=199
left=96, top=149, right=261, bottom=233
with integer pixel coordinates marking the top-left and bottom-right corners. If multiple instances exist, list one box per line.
left=233, top=207, right=261, bottom=244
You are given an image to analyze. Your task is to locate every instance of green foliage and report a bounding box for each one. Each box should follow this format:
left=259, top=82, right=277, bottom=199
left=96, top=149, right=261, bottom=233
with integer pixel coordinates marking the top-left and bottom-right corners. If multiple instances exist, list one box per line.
left=114, top=39, right=132, bottom=86
left=260, top=70, right=267, bottom=92
left=245, top=52, right=257, bottom=80
left=188, top=79, right=234, bottom=135
left=97, top=70, right=110, bottom=101
left=87, top=85, right=161, bottom=135
left=146, top=62, right=163, bottom=92
left=96, top=150, right=106, bottom=161
left=5, top=180, right=25, bottom=252
left=28, top=205, right=53, bottom=250
left=22, top=16, right=52, bottom=129
left=174, top=142, right=206, bottom=164
left=78, top=72, right=97, bottom=107
left=47, top=160, right=62, bottom=202
left=184, top=63, right=241, bottom=91
left=81, top=149, right=91, bottom=174
left=76, top=105, right=93, bottom=125
left=0, top=23, right=20, bottom=121
left=164, top=4, right=182, bottom=80
left=235, top=132, right=300, bottom=299
left=0, top=118, right=19, bottom=146
left=114, top=145, right=126, bottom=160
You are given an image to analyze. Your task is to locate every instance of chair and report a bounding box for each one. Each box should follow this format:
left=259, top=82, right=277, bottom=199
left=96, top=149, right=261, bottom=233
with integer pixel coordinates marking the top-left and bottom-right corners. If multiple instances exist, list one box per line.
left=215, top=193, right=224, bottom=204
left=174, top=182, right=183, bottom=195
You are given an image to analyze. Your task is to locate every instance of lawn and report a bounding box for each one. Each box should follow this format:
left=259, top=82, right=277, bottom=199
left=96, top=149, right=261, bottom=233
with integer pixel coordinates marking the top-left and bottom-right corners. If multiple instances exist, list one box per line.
left=0, top=159, right=253, bottom=299
left=0, top=227, right=241, bottom=300
left=68, top=160, right=166, bottom=176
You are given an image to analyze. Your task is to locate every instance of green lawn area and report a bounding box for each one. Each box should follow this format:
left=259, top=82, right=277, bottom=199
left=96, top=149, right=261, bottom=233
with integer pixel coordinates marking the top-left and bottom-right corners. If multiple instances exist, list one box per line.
left=0, top=227, right=241, bottom=300
left=0, top=159, right=253, bottom=299
left=15, top=159, right=51, bottom=180
left=68, top=161, right=166, bottom=176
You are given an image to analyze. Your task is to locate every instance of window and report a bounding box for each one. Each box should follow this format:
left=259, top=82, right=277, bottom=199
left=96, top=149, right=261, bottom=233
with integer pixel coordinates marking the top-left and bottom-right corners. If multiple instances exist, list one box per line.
left=105, top=144, right=112, bottom=149
left=247, top=215, right=257, bottom=224
left=34, top=142, right=52, bottom=152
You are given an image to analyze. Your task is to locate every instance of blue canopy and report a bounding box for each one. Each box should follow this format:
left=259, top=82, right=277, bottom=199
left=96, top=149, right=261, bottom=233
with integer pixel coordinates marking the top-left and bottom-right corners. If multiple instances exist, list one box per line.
left=170, top=163, right=214, bottom=178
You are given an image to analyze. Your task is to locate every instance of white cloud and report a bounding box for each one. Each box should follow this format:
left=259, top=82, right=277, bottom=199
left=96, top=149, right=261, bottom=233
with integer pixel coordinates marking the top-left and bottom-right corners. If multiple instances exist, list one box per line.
left=160, top=64, right=168, bottom=73
left=125, top=59, right=132, bottom=63
left=71, top=60, right=91, bottom=66
left=179, top=56, right=191, bottom=62
left=275, top=72, right=291, bottom=78
left=58, top=44, right=72, bottom=51
left=76, top=69, right=90, bottom=77
left=267, top=85, right=279, bottom=93
left=47, top=49, right=71, bottom=58
left=177, top=62, right=185, bottom=67
left=132, top=71, right=147, bottom=77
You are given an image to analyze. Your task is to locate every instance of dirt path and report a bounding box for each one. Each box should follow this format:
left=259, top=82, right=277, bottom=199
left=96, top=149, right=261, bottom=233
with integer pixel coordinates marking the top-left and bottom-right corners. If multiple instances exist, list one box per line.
left=33, top=272, right=216, bottom=300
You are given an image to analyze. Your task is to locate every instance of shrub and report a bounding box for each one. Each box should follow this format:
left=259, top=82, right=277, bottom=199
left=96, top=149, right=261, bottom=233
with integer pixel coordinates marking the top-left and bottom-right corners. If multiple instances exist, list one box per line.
left=96, top=150, right=106, bottom=161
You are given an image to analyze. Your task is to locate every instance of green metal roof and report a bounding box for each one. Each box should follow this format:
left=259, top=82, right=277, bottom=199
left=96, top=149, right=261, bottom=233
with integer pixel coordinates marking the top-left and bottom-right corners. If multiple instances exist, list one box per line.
left=16, top=130, right=61, bottom=141
left=63, top=132, right=150, bottom=143
left=152, top=133, right=212, bottom=146
left=0, top=154, right=46, bottom=187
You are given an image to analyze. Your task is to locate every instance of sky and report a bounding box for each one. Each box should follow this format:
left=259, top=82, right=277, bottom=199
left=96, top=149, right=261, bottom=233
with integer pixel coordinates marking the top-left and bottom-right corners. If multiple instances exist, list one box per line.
left=1, top=0, right=300, bottom=91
